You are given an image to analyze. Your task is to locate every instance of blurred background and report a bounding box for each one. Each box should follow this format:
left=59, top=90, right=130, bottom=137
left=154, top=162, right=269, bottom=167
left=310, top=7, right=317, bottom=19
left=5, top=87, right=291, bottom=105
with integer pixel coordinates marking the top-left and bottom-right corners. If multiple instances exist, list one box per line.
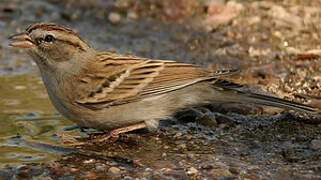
left=0, top=0, right=321, bottom=179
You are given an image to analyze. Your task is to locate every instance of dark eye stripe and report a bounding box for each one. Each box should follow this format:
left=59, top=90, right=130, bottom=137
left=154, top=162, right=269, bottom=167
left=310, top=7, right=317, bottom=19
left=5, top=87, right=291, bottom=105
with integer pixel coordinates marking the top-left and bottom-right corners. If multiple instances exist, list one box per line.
left=35, top=38, right=43, bottom=45
left=55, top=39, right=85, bottom=52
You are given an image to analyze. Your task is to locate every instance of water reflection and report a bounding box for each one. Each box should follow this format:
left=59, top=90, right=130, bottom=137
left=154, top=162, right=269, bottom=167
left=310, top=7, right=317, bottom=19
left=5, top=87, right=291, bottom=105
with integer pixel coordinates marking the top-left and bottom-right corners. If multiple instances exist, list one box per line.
left=0, top=74, right=86, bottom=167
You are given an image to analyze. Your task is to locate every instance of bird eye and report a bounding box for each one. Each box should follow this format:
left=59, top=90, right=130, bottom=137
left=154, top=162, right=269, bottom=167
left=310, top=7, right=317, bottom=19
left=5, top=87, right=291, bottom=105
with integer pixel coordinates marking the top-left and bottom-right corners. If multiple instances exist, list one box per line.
left=44, top=35, right=54, bottom=43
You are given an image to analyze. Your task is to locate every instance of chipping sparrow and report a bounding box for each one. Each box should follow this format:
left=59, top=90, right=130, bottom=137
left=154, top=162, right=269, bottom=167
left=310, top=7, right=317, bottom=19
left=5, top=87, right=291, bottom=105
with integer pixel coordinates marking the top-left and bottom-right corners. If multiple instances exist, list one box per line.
left=9, top=22, right=319, bottom=139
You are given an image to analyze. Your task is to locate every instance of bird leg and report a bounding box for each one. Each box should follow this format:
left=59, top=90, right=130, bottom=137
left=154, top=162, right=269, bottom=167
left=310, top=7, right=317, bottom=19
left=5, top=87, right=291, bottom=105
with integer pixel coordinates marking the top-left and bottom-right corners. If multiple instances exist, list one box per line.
left=91, top=122, right=147, bottom=143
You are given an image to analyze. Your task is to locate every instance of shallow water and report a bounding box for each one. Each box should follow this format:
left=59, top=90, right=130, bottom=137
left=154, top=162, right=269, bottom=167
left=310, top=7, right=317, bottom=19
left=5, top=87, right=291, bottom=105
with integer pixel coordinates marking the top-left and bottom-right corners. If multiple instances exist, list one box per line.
left=0, top=74, right=84, bottom=168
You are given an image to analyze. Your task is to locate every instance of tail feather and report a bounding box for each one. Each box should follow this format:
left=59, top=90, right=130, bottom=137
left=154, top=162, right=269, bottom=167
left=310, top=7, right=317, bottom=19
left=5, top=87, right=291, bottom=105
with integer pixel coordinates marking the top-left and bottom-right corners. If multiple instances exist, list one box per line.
left=211, top=79, right=320, bottom=114
left=245, top=92, right=319, bottom=114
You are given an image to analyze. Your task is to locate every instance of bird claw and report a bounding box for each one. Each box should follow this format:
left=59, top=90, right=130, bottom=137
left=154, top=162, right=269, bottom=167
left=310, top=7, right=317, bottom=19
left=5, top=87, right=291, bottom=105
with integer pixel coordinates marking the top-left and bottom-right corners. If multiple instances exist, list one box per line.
left=90, top=131, right=120, bottom=143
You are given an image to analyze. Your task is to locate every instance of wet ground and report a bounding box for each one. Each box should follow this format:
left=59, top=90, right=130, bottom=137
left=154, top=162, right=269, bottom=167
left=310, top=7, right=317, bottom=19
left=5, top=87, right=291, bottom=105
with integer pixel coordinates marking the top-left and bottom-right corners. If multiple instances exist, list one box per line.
left=0, top=0, right=321, bottom=179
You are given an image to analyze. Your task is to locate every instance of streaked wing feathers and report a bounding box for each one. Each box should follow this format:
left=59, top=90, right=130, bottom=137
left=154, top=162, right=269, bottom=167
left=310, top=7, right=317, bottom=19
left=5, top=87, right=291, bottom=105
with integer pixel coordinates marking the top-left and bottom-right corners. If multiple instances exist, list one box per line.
left=76, top=53, right=238, bottom=109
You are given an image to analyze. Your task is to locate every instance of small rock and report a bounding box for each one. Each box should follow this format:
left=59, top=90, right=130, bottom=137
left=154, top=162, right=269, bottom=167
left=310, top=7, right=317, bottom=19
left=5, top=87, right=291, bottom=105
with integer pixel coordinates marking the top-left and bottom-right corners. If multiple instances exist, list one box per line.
left=164, top=169, right=187, bottom=179
left=306, top=49, right=321, bottom=55
left=247, top=165, right=259, bottom=170
left=108, top=167, right=121, bottom=175
left=282, top=140, right=297, bottom=150
left=187, top=167, right=198, bottom=175
left=210, top=168, right=232, bottom=176
left=61, top=157, right=69, bottom=161
left=229, top=167, right=240, bottom=175
left=145, top=168, right=153, bottom=172
left=161, top=168, right=171, bottom=172
left=115, top=0, right=130, bottom=8
left=215, top=113, right=235, bottom=126
left=177, top=143, right=187, bottom=149
left=127, top=10, right=138, bottom=20
left=247, top=16, right=261, bottom=25
left=174, top=132, right=183, bottom=138
left=83, top=159, right=95, bottom=164
left=108, top=12, right=121, bottom=24
left=51, top=168, right=66, bottom=176
left=203, top=1, right=244, bottom=31
left=187, top=153, right=195, bottom=159
left=82, top=171, right=96, bottom=179
left=95, top=163, right=106, bottom=171
left=268, top=5, right=301, bottom=28
left=310, top=139, right=321, bottom=150
left=248, top=47, right=271, bottom=57
left=69, top=168, right=78, bottom=172
left=200, top=163, right=214, bottom=170
left=123, top=176, right=133, bottom=180
left=286, top=47, right=301, bottom=54
left=197, top=114, right=217, bottom=126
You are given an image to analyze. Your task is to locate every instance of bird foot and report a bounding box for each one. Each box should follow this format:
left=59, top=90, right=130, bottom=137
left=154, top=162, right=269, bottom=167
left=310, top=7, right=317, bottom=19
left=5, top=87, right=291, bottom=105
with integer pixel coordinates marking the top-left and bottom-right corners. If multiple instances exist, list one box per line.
left=89, top=122, right=147, bottom=144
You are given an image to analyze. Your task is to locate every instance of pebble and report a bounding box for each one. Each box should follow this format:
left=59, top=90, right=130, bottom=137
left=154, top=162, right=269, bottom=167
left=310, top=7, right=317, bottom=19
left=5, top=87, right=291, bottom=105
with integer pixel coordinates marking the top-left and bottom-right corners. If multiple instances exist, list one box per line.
left=108, top=167, right=121, bottom=175
left=247, top=16, right=261, bottom=25
left=108, top=12, right=121, bottom=24
left=69, top=168, right=78, bottom=172
left=177, top=143, right=187, bottom=149
left=187, top=167, right=198, bottom=175
left=83, top=171, right=96, bottom=179
left=200, top=163, right=214, bottom=170
left=95, top=163, right=106, bottom=171
left=306, top=49, right=321, bottom=55
left=145, top=168, right=153, bottom=172
left=197, top=115, right=217, bottom=126
left=83, top=159, right=95, bottom=164
left=173, top=132, right=183, bottom=138
left=248, top=47, right=271, bottom=57
left=123, top=176, right=133, bottom=180
left=268, top=5, right=301, bottom=28
left=310, top=140, right=321, bottom=150
left=210, top=168, right=232, bottom=176
left=127, top=11, right=138, bottom=20
left=229, top=167, right=240, bottom=175
left=215, top=113, right=235, bottom=126
left=286, top=47, right=301, bottom=54
left=247, top=165, right=259, bottom=170
left=187, top=153, right=195, bottom=159
left=203, top=1, right=244, bottom=31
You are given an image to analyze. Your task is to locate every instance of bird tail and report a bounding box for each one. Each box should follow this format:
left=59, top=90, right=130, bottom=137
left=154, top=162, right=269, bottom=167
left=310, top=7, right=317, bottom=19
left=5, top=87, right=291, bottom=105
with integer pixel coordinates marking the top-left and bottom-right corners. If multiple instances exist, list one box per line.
left=211, top=79, right=320, bottom=114
left=241, top=92, right=319, bottom=114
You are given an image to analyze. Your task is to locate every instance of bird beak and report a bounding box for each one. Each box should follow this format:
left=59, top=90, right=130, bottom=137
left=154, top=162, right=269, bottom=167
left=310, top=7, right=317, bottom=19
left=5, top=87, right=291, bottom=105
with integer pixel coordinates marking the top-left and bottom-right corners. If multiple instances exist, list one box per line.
left=8, top=32, right=35, bottom=48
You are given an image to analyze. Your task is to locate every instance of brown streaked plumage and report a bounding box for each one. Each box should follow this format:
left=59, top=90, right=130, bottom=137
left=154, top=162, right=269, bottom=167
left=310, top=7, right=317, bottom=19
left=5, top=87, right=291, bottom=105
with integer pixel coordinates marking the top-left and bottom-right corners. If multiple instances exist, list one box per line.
left=8, top=22, right=320, bottom=141
left=26, top=23, right=76, bottom=35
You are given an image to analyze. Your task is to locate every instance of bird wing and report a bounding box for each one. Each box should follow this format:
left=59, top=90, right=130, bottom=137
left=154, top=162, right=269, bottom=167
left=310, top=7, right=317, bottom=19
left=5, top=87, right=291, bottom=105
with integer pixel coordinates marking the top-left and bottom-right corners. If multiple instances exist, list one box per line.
left=75, top=52, right=237, bottom=109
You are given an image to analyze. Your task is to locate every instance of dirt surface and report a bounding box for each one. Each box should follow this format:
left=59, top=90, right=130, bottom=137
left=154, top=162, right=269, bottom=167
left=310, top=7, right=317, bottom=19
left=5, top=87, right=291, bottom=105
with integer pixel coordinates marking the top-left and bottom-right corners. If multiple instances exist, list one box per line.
left=0, top=0, right=321, bottom=179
